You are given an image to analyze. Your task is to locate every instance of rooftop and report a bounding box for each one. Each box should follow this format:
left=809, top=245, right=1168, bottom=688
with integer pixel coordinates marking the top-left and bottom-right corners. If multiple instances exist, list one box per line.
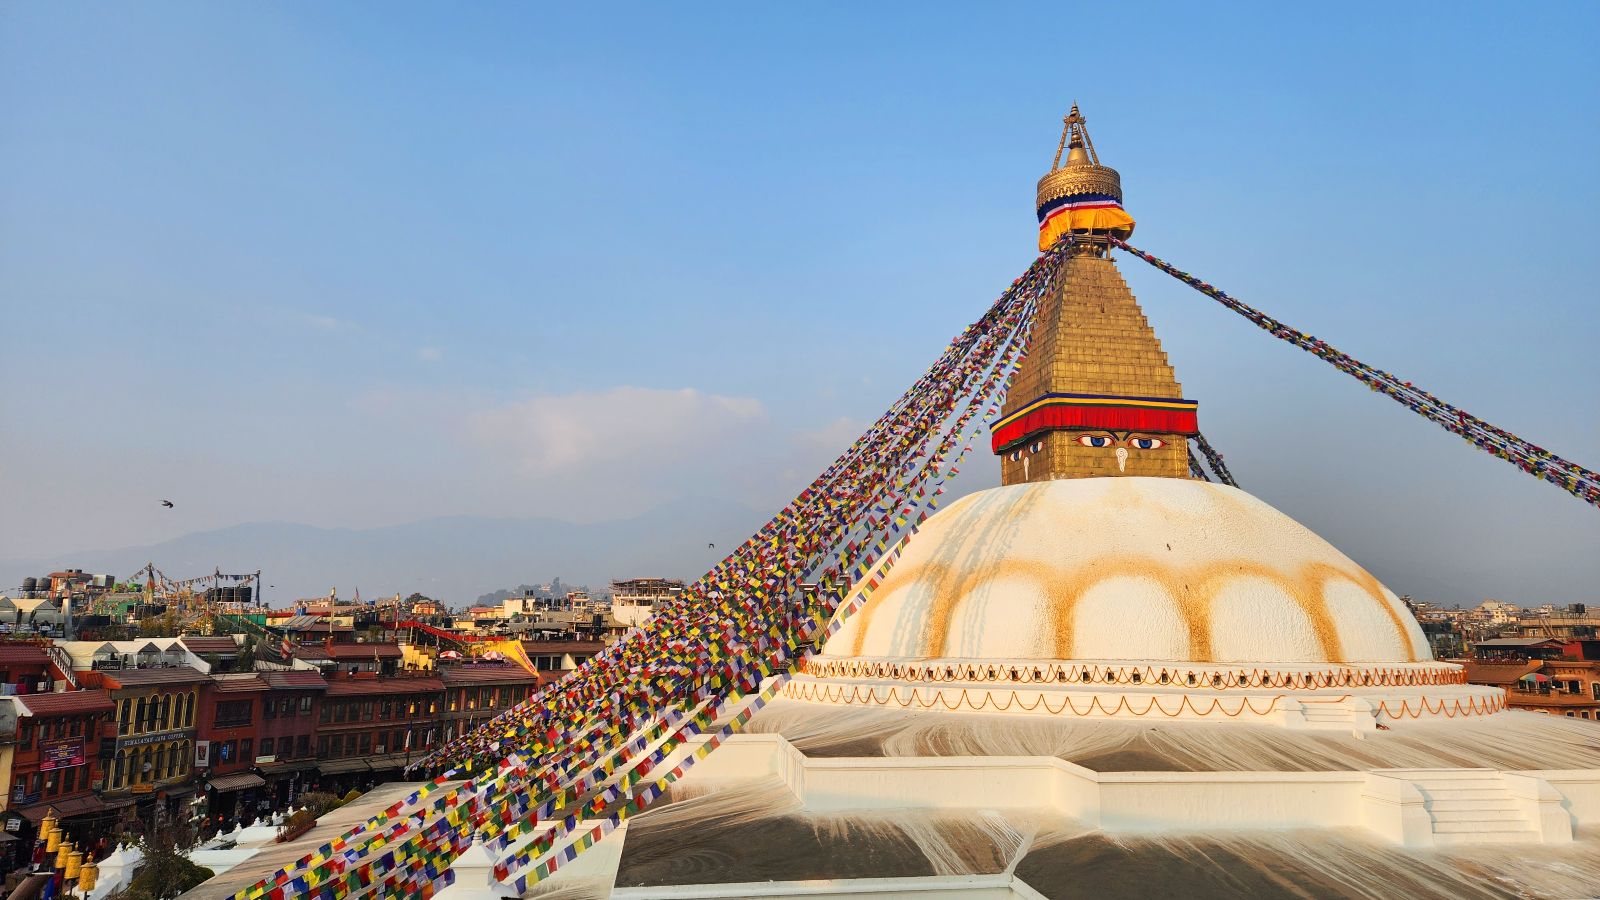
left=261, top=671, right=328, bottom=691
left=179, top=636, right=240, bottom=655
left=0, top=645, right=51, bottom=667
left=97, top=666, right=209, bottom=689
left=16, top=689, right=114, bottom=717
left=323, top=674, right=443, bottom=696
left=438, top=664, right=542, bottom=685
left=209, top=674, right=269, bottom=693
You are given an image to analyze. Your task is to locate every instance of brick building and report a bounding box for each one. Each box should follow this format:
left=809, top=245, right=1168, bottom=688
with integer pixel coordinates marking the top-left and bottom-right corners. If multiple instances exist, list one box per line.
left=1, top=690, right=117, bottom=867
left=315, top=672, right=443, bottom=791
left=198, top=674, right=269, bottom=823
left=438, top=664, right=542, bottom=745
left=256, top=671, right=326, bottom=807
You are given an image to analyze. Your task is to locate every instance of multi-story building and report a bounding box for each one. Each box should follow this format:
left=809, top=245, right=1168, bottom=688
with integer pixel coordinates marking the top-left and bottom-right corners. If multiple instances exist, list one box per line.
left=198, top=674, right=269, bottom=823
left=438, top=664, right=543, bottom=745
left=296, top=642, right=402, bottom=676
left=256, top=670, right=327, bottom=808
left=1, top=689, right=116, bottom=863
left=315, top=671, right=444, bottom=792
left=93, top=666, right=207, bottom=818
left=1464, top=638, right=1600, bottom=721
left=610, top=578, right=684, bottom=628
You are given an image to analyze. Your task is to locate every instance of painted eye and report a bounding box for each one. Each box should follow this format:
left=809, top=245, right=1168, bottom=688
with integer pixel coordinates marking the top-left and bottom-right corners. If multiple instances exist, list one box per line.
left=1077, top=435, right=1113, bottom=448
left=1009, top=451, right=1021, bottom=461
left=1029, top=441, right=1044, bottom=453
left=1130, top=437, right=1166, bottom=450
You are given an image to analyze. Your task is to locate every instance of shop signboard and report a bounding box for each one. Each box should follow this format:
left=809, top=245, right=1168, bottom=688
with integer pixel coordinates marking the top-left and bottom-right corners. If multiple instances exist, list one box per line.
left=40, top=738, right=85, bottom=772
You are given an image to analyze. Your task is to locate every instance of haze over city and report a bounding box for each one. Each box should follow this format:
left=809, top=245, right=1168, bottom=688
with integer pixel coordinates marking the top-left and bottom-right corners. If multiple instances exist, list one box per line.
left=3, top=3, right=1596, bottom=605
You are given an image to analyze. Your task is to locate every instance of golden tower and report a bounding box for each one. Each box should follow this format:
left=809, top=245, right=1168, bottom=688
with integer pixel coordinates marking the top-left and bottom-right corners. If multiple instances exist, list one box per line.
left=993, top=105, right=1197, bottom=484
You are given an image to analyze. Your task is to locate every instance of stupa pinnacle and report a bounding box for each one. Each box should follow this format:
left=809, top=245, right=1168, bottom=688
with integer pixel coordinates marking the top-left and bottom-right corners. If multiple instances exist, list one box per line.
left=993, top=105, right=1197, bottom=483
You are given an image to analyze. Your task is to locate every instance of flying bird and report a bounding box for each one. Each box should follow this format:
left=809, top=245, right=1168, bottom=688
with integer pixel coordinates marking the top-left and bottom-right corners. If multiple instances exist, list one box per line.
left=160, top=500, right=175, bottom=508
left=707, top=543, right=715, bottom=549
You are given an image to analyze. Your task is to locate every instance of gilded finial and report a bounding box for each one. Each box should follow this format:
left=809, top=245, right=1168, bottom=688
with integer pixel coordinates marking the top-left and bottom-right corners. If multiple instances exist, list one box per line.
left=1035, top=103, right=1135, bottom=251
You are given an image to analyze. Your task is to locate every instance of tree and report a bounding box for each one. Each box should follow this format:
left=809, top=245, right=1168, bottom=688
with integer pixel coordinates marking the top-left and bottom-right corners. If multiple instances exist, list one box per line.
left=137, top=613, right=178, bottom=638
left=105, top=818, right=214, bottom=900
left=235, top=637, right=257, bottom=671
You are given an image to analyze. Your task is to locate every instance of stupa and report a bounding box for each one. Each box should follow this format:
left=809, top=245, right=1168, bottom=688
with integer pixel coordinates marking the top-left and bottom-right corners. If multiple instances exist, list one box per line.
left=506, top=106, right=1600, bottom=900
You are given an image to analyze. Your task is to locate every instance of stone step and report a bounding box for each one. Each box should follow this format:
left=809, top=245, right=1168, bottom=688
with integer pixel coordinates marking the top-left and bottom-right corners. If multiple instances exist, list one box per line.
left=1430, top=808, right=1526, bottom=823
left=1431, top=829, right=1541, bottom=845
left=1428, top=798, right=1520, bottom=813
left=1417, top=788, right=1508, bottom=801
left=1412, top=779, right=1505, bottom=790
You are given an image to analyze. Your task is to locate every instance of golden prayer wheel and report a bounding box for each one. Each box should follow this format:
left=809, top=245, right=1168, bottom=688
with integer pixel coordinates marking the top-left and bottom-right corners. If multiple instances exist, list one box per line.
left=44, top=822, right=62, bottom=854
left=55, top=839, right=72, bottom=870
left=78, top=859, right=99, bottom=892
left=65, top=848, right=82, bottom=880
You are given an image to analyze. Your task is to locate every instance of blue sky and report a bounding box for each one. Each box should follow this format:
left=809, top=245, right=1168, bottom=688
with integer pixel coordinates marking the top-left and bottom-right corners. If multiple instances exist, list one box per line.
left=2, top=3, right=1596, bottom=604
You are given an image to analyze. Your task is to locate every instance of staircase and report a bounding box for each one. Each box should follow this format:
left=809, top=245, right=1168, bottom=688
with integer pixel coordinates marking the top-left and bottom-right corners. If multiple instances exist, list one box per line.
left=44, top=644, right=79, bottom=689
left=1288, top=697, right=1376, bottom=733
left=1397, top=769, right=1545, bottom=845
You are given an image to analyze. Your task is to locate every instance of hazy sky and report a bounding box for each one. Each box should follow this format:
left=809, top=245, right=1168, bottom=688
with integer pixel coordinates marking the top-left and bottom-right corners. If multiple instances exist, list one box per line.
left=2, top=3, right=1596, bottom=605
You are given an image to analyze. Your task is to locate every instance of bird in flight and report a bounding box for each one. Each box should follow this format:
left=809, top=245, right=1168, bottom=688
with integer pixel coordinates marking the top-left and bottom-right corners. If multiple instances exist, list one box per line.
left=160, top=500, right=174, bottom=508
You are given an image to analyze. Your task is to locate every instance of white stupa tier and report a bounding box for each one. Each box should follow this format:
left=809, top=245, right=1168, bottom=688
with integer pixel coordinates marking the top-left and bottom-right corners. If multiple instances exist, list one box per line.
left=788, top=478, right=1502, bottom=728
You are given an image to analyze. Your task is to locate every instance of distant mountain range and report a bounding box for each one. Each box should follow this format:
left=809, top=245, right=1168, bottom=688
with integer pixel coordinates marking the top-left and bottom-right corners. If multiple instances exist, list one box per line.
left=0, top=498, right=769, bottom=609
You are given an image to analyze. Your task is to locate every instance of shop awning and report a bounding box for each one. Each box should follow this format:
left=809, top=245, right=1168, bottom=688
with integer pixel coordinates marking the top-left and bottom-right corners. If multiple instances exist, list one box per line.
left=259, top=759, right=318, bottom=775
left=17, top=795, right=106, bottom=823
left=317, top=758, right=371, bottom=775
left=207, top=772, right=267, bottom=793
left=364, top=754, right=415, bottom=771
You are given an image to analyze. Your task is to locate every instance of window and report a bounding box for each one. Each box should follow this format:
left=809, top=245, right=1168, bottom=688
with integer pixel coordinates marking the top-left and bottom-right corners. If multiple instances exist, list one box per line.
left=260, top=737, right=274, bottom=758
left=179, top=740, right=190, bottom=776
left=160, top=694, right=172, bottom=730
left=220, top=741, right=235, bottom=763
left=120, top=699, right=132, bottom=734
left=113, top=750, right=126, bottom=789
left=135, top=698, right=147, bottom=733
left=380, top=700, right=392, bottom=720
left=320, top=702, right=332, bottom=723
left=241, top=738, right=253, bottom=760
left=17, top=723, right=32, bottom=750
left=61, top=767, right=76, bottom=794
left=318, top=736, right=329, bottom=757
left=44, top=771, right=58, bottom=797
left=296, top=735, right=310, bottom=758
left=214, top=700, right=253, bottom=728
left=187, top=690, right=198, bottom=727
left=358, top=733, right=371, bottom=755
left=155, top=745, right=168, bottom=780
left=299, top=696, right=313, bottom=715
left=361, top=701, right=374, bottom=722
left=264, top=699, right=276, bottom=719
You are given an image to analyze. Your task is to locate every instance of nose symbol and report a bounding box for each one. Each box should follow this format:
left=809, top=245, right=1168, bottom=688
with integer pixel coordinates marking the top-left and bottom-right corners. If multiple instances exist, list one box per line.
left=1115, top=447, right=1129, bottom=472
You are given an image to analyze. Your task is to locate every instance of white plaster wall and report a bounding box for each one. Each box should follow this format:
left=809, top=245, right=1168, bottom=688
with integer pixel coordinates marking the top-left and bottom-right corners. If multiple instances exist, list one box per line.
left=824, top=479, right=1431, bottom=664
left=676, top=735, right=1600, bottom=845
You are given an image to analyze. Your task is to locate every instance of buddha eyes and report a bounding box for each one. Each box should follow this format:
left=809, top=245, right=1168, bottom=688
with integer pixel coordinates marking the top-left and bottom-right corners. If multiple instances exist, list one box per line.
left=1029, top=441, right=1044, bottom=453
left=1076, top=435, right=1165, bottom=449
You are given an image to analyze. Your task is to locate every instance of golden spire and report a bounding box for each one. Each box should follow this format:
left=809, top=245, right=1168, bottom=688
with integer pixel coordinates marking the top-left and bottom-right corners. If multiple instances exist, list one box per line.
left=996, top=107, right=1196, bottom=483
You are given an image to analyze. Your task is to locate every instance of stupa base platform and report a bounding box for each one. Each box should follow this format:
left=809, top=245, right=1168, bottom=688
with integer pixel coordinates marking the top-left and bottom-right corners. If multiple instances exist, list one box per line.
left=784, top=657, right=1503, bottom=730
left=513, top=721, right=1600, bottom=899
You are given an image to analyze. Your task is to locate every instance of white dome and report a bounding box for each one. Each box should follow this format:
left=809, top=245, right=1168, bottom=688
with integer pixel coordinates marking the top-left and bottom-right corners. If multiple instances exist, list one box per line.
left=824, top=478, right=1430, bottom=665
